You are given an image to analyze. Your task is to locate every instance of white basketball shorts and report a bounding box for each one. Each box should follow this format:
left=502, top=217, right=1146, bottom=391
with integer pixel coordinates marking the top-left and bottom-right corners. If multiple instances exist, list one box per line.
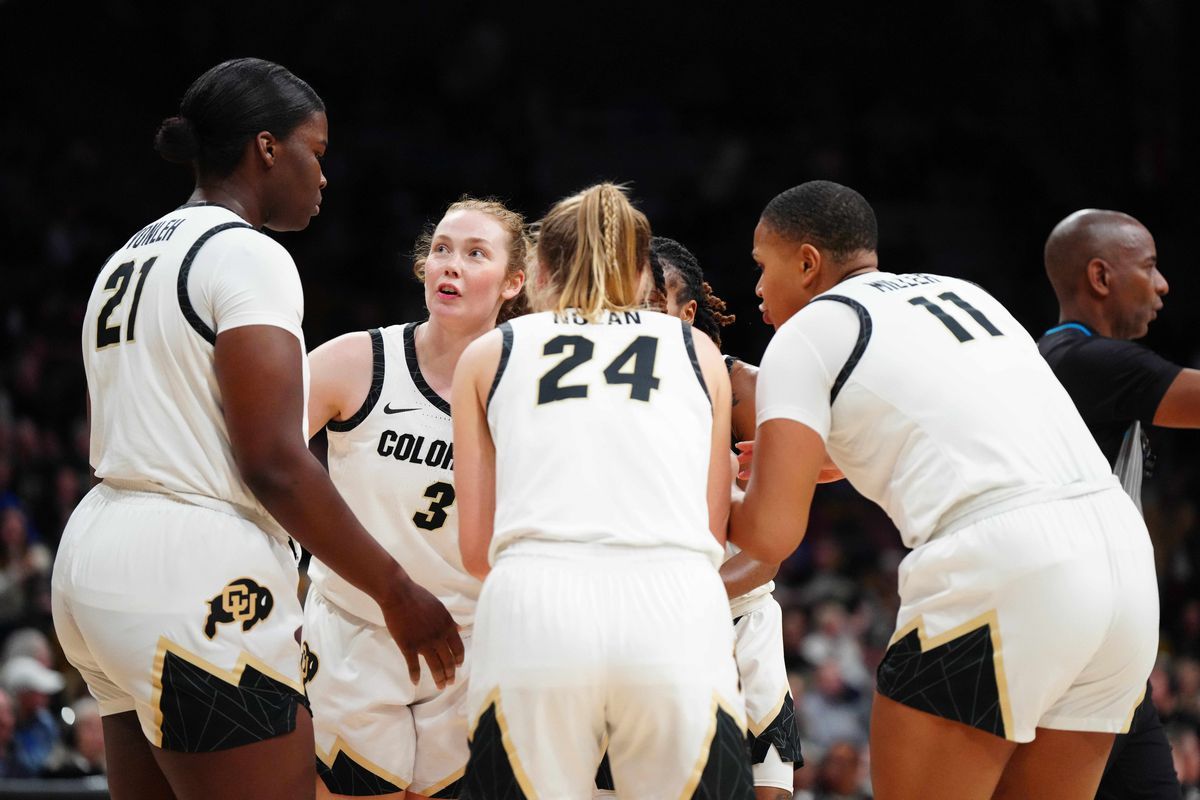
left=51, top=483, right=306, bottom=751
left=303, top=587, right=470, bottom=797
left=877, top=487, right=1159, bottom=743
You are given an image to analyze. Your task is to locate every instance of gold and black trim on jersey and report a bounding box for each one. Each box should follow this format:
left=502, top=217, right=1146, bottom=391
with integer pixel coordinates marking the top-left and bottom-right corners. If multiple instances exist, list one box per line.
left=809, top=294, right=873, bottom=403
left=681, top=322, right=711, bottom=406
left=876, top=610, right=1014, bottom=740
left=177, top=221, right=255, bottom=345
left=405, top=322, right=452, bottom=416
left=150, top=637, right=308, bottom=753
left=327, top=328, right=386, bottom=433
left=486, top=321, right=514, bottom=411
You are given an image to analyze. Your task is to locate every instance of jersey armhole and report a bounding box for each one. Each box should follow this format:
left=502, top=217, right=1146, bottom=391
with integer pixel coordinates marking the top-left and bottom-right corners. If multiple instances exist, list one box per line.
left=809, top=294, right=873, bottom=402
left=327, top=329, right=385, bottom=433
left=486, top=322, right=514, bottom=412
left=176, top=221, right=256, bottom=345
left=682, top=322, right=712, bottom=406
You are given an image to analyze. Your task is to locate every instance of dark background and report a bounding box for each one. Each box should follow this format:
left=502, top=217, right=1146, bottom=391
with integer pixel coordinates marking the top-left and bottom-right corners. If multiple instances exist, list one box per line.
left=1, top=0, right=1198, bottom=789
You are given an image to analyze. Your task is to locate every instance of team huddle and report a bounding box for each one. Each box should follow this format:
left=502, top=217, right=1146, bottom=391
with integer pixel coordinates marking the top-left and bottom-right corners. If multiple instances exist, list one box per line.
left=51, top=58, right=1191, bottom=800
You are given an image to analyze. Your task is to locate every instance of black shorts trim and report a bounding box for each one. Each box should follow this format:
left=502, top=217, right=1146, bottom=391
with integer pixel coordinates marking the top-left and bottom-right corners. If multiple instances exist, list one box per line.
left=154, top=639, right=309, bottom=753
left=461, top=701, right=529, bottom=799
left=691, top=704, right=755, bottom=799
left=327, top=328, right=386, bottom=433
left=595, top=704, right=754, bottom=797
left=316, top=750, right=405, bottom=797
left=486, top=321, right=514, bottom=411
left=876, top=617, right=1008, bottom=739
left=809, top=294, right=872, bottom=403
left=748, top=692, right=804, bottom=767
left=405, top=321, right=452, bottom=416
left=176, top=221, right=255, bottom=345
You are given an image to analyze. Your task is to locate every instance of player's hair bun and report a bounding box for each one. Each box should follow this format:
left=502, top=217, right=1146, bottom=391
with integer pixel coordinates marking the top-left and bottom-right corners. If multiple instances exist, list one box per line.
left=154, top=115, right=200, bottom=165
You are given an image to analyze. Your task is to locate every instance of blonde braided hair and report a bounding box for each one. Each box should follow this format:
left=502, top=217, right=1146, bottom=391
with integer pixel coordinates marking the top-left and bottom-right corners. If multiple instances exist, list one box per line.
left=537, top=182, right=651, bottom=319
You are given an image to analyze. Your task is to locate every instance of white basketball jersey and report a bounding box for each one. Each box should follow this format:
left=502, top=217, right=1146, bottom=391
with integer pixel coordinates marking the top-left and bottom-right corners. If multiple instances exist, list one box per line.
left=82, top=203, right=307, bottom=541
left=486, top=309, right=722, bottom=565
left=757, top=272, right=1117, bottom=549
left=308, top=322, right=477, bottom=628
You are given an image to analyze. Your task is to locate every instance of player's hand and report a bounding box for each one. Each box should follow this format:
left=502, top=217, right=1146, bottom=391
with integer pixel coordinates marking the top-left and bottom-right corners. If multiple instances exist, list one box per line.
left=735, top=440, right=754, bottom=481
left=379, top=577, right=464, bottom=690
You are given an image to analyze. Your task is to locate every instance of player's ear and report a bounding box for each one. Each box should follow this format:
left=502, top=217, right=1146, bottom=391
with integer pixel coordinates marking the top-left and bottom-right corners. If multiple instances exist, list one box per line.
left=798, top=243, right=821, bottom=286
left=1086, top=258, right=1111, bottom=297
left=681, top=299, right=698, bottom=324
left=254, top=131, right=277, bottom=168
left=501, top=269, right=525, bottom=301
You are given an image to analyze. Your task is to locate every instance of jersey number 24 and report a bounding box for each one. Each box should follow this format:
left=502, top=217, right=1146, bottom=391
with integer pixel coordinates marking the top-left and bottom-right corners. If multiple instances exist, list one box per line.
left=538, top=335, right=661, bottom=405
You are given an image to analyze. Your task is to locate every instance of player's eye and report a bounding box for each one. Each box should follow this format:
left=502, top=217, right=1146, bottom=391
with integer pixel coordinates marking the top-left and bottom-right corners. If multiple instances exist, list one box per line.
left=470, top=249, right=486, bottom=258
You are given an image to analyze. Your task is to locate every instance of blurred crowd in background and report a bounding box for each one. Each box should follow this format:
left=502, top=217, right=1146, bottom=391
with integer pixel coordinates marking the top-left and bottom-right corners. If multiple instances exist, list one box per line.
left=2, top=1, right=1199, bottom=796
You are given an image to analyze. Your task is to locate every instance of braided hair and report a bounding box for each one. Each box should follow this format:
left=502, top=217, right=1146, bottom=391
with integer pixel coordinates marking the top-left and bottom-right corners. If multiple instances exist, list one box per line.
left=537, top=183, right=651, bottom=319
left=650, top=236, right=735, bottom=348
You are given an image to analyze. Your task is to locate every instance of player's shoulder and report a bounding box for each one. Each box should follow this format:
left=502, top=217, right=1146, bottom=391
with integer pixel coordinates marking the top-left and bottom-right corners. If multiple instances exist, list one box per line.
left=207, top=224, right=293, bottom=264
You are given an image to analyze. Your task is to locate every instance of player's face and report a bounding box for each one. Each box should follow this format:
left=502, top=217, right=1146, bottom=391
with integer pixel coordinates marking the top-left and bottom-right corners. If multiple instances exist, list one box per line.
left=424, top=209, right=520, bottom=326
left=663, top=267, right=697, bottom=323
left=264, top=112, right=328, bottom=233
left=752, top=220, right=809, bottom=329
left=1107, top=223, right=1167, bottom=340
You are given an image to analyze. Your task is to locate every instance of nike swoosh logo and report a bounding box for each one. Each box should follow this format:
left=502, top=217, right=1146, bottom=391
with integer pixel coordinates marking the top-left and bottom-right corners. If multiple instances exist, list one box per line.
left=383, top=404, right=420, bottom=414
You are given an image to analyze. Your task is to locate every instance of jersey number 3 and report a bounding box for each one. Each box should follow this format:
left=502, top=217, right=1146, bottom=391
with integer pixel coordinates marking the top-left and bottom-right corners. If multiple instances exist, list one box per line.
left=96, top=257, right=157, bottom=349
left=538, top=335, right=661, bottom=405
left=413, top=481, right=456, bottom=532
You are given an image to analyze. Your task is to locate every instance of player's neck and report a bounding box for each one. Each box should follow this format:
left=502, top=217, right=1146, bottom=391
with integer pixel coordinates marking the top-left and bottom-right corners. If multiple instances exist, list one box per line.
left=187, top=186, right=259, bottom=228
left=416, top=317, right=493, bottom=391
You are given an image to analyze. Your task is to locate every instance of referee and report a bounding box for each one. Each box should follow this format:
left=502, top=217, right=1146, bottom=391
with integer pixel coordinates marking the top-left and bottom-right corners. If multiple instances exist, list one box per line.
left=1040, top=208, right=1200, bottom=799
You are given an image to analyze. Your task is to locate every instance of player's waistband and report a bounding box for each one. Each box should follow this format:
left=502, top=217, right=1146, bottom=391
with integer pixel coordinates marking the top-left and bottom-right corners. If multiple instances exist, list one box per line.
left=930, top=477, right=1124, bottom=544
left=97, top=478, right=290, bottom=544
left=495, top=538, right=720, bottom=565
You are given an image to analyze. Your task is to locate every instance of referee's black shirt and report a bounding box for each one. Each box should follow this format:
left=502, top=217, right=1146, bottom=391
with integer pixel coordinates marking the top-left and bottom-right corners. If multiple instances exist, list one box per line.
left=1037, top=322, right=1182, bottom=464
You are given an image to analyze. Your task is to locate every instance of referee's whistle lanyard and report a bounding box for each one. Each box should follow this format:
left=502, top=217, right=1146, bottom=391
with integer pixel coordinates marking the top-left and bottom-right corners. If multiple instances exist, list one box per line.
left=1043, top=322, right=1094, bottom=337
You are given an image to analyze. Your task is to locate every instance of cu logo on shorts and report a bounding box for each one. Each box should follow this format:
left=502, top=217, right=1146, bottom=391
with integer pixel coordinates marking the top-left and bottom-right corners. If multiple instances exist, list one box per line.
left=204, top=578, right=274, bottom=639
left=300, top=641, right=319, bottom=684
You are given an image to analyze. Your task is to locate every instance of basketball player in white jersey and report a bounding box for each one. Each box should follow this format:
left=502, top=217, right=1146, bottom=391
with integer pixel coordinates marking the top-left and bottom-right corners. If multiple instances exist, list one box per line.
left=609, top=236, right=802, bottom=800
left=51, top=59, right=461, bottom=800
left=302, top=198, right=526, bottom=799
left=731, top=180, right=1159, bottom=800
left=452, top=183, right=754, bottom=799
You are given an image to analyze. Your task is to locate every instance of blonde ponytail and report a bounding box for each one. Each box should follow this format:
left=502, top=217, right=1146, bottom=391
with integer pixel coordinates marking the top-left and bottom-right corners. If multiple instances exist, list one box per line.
left=536, top=183, right=651, bottom=319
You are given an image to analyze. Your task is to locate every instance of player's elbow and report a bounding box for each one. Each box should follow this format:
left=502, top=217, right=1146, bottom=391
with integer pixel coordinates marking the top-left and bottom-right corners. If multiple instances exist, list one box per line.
left=462, top=546, right=490, bottom=581
left=234, top=438, right=310, bottom=504
left=733, top=534, right=791, bottom=565
left=459, top=527, right=491, bottom=581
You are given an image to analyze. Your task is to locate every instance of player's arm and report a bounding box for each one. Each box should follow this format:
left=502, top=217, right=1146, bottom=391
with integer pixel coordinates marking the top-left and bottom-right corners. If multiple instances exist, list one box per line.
left=722, top=359, right=783, bottom=591
left=1153, top=368, right=1200, bottom=428
left=730, top=419, right=824, bottom=562
left=452, top=329, right=503, bottom=580
left=306, top=331, right=374, bottom=439
left=719, top=551, right=779, bottom=598
left=729, top=358, right=758, bottom=447
left=695, top=331, right=733, bottom=544
left=216, top=325, right=464, bottom=689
